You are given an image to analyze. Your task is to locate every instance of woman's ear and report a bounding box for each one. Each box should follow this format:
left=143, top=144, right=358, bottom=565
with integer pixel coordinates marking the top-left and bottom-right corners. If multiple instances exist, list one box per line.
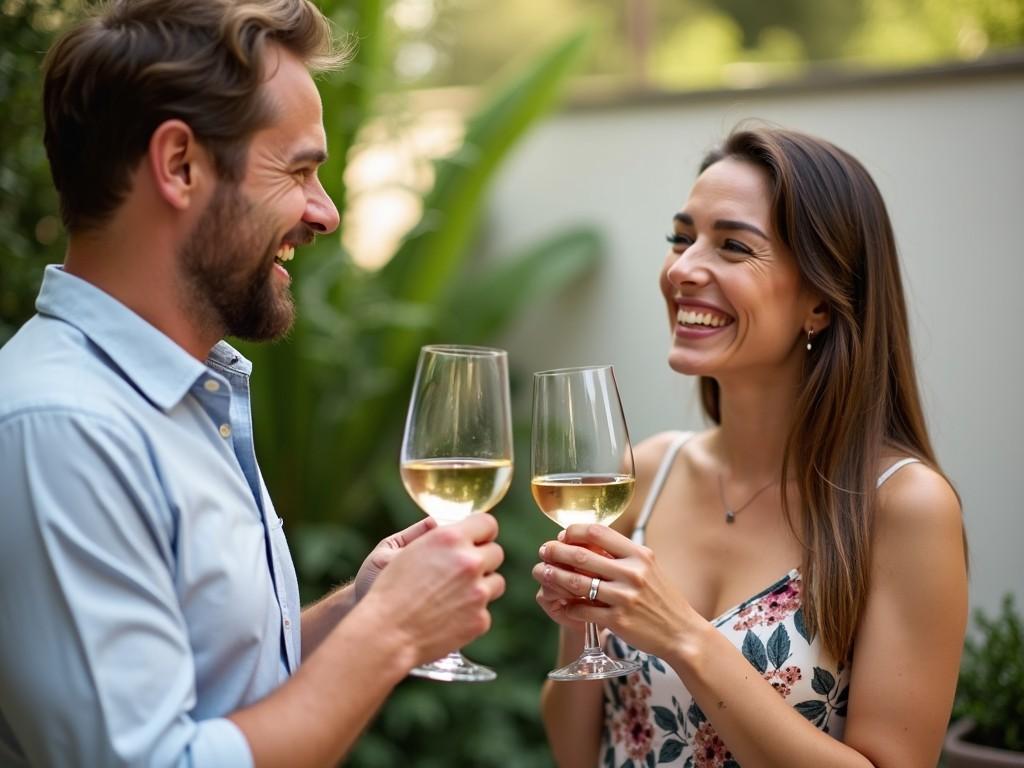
left=805, top=299, right=831, bottom=334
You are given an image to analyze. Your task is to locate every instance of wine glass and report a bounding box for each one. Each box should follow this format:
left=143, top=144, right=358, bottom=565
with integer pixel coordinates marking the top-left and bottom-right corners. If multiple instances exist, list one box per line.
left=400, top=344, right=513, bottom=682
left=531, top=365, right=641, bottom=681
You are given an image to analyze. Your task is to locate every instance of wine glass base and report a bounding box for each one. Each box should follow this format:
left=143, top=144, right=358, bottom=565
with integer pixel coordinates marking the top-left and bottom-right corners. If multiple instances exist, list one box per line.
left=409, top=652, right=497, bottom=682
left=547, top=651, right=641, bottom=681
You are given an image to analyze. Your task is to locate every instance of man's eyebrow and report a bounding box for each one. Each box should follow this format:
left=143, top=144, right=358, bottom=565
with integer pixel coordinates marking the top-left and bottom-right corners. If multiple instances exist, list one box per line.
left=673, top=212, right=768, bottom=240
left=290, top=148, right=328, bottom=166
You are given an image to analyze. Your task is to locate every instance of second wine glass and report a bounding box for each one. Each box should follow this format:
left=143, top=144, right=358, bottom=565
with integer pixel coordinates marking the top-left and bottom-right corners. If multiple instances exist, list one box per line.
left=400, top=344, right=513, bottom=682
left=531, top=365, right=641, bottom=681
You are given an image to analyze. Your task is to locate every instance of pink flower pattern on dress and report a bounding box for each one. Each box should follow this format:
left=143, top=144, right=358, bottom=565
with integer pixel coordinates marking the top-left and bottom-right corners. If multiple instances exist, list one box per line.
left=692, top=721, right=735, bottom=767
left=609, top=675, right=655, bottom=761
left=731, top=581, right=802, bottom=632
left=763, top=665, right=803, bottom=698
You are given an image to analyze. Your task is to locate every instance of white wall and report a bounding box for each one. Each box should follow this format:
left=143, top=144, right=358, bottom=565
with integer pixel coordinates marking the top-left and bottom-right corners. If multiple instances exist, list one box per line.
left=486, top=66, right=1024, bottom=616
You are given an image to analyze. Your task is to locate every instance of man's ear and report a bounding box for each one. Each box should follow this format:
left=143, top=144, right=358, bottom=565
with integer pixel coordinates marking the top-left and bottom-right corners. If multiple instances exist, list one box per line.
left=147, top=119, right=211, bottom=211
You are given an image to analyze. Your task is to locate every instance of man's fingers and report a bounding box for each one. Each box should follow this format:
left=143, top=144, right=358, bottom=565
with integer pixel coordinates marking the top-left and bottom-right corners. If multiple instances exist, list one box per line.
left=478, top=541, right=505, bottom=574
left=455, top=512, right=499, bottom=544
left=385, top=517, right=437, bottom=549
left=483, top=572, right=506, bottom=602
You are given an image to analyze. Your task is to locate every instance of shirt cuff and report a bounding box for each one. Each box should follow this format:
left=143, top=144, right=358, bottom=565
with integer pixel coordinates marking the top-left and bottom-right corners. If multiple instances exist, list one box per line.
left=189, top=718, right=253, bottom=768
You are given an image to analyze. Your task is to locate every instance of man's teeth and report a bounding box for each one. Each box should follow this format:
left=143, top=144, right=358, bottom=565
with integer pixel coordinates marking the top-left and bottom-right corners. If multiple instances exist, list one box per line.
left=677, top=308, right=729, bottom=327
left=275, top=244, right=295, bottom=263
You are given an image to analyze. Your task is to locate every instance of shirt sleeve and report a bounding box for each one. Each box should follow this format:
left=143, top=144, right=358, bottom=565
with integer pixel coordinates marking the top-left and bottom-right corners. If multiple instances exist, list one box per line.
left=0, top=409, right=254, bottom=768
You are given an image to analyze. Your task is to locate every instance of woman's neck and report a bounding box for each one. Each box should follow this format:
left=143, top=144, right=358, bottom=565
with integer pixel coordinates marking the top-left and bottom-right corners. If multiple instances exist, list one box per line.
left=713, top=366, right=801, bottom=483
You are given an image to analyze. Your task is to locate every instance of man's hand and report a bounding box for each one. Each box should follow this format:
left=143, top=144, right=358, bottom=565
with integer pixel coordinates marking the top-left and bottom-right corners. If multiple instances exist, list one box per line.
left=354, top=517, right=437, bottom=601
left=354, top=513, right=505, bottom=668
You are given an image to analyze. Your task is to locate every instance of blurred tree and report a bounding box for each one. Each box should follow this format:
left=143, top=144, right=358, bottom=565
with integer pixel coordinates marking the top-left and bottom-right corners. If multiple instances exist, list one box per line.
left=385, top=0, right=1024, bottom=91
left=0, top=0, right=75, bottom=344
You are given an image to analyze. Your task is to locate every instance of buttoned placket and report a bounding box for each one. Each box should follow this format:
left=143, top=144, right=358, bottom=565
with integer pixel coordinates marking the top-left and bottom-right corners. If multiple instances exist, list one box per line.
left=203, top=353, right=299, bottom=674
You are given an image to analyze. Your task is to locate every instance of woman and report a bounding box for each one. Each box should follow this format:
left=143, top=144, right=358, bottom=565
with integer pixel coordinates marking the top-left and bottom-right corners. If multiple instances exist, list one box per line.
left=534, top=126, right=968, bottom=767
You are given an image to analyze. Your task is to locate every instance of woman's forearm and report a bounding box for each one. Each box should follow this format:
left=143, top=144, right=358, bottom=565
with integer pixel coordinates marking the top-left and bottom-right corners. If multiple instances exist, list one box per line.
left=669, top=621, right=875, bottom=768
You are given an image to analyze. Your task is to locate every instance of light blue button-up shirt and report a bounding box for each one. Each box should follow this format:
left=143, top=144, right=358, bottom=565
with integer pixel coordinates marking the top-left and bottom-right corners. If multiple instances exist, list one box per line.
left=0, top=266, right=302, bottom=767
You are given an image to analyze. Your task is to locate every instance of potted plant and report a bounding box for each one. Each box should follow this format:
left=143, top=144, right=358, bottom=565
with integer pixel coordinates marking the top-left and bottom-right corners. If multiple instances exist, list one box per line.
left=944, top=594, right=1024, bottom=767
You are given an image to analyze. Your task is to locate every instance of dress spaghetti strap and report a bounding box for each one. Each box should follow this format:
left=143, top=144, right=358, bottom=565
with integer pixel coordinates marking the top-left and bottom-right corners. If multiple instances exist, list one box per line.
left=631, top=431, right=695, bottom=544
left=876, top=457, right=920, bottom=488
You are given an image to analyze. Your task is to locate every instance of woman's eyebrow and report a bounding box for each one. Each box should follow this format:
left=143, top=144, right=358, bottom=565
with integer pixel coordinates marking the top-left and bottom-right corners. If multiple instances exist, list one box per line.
left=673, top=212, right=768, bottom=240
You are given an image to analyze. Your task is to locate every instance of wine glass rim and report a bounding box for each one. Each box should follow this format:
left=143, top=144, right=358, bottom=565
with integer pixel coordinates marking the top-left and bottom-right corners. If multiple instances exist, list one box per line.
left=421, top=344, right=507, bottom=357
left=534, top=364, right=613, bottom=377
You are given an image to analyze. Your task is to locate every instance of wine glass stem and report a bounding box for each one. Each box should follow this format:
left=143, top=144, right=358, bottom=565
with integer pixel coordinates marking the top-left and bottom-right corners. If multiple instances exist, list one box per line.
left=583, top=621, right=602, bottom=654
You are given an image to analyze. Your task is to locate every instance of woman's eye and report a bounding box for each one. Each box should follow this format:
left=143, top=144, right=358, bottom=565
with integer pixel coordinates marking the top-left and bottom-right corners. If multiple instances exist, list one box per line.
left=666, top=233, right=692, bottom=246
left=722, top=238, right=753, bottom=255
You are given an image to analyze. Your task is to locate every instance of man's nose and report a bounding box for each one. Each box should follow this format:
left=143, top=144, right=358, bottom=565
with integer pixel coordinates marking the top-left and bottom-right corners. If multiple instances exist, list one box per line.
left=304, top=177, right=340, bottom=235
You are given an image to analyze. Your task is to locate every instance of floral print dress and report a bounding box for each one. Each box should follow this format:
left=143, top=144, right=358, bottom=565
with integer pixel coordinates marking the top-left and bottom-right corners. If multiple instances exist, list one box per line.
left=598, top=432, right=918, bottom=768
left=601, top=569, right=847, bottom=768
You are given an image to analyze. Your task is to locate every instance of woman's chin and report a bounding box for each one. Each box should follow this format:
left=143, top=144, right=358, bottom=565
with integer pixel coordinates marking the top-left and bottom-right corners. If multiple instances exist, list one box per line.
left=666, top=351, right=715, bottom=378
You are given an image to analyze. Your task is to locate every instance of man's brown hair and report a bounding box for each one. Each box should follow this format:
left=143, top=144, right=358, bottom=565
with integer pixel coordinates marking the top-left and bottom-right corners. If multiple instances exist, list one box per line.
left=42, top=0, right=347, bottom=233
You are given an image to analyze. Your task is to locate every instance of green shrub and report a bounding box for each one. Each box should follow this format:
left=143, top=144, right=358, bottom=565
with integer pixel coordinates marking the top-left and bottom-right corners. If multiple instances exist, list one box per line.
left=953, top=594, right=1024, bottom=751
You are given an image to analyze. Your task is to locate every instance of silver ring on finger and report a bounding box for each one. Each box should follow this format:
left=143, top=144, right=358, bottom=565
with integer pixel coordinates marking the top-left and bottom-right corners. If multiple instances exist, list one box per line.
left=588, top=576, right=601, bottom=602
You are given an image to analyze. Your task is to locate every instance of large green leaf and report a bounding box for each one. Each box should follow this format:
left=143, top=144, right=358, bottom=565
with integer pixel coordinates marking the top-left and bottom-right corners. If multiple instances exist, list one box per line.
left=379, top=28, right=591, bottom=351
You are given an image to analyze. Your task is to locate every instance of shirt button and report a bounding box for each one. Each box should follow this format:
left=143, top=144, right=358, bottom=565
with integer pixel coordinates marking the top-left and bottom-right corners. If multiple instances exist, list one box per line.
left=283, top=618, right=292, bottom=629
left=219, top=424, right=232, bottom=439
left=204, top=379, right=220, bottom=392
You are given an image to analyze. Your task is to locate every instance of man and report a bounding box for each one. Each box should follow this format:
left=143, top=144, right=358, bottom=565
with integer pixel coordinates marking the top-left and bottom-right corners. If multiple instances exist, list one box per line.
left=0, top=1, right=505, bottom=766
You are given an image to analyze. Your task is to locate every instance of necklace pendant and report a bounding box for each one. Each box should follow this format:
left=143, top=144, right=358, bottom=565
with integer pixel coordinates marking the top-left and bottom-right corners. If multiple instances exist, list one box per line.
left=725, top=510, right=736, bottom=524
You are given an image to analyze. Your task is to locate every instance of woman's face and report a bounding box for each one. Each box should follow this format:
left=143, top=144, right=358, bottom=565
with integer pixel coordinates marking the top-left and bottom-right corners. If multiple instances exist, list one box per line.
left=660, top=157, right=820, bottom=380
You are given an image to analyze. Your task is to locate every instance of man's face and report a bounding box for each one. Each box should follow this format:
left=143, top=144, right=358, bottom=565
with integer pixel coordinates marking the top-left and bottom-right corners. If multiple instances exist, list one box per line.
left=180, top=180, right=298, bottom=341
left=179, top=44, right=339, bottom=342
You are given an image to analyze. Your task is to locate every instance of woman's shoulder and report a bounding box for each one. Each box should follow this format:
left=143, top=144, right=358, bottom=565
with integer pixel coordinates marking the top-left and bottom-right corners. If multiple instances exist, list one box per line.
left=874, top=458, right=964, bottom=565
left=633, top=428, right=712, bottom=478
left=875, top=458, right=960, bottom=527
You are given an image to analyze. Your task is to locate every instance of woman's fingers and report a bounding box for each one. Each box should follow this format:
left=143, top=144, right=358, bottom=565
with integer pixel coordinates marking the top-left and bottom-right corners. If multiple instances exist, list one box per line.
left=538, top=539, right=630, bottom=582
left=562, top=523, right=635, bottom=557
left=533, top=559, right=621, bottom=605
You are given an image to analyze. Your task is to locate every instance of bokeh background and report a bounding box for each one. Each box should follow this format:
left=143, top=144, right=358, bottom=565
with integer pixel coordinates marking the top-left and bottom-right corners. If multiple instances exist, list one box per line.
left=2, top=1, right=1023, bottom=765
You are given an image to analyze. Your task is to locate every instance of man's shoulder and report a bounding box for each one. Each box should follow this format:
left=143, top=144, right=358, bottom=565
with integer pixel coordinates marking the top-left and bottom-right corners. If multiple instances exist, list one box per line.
left=0, top=314, right=135, bottom=426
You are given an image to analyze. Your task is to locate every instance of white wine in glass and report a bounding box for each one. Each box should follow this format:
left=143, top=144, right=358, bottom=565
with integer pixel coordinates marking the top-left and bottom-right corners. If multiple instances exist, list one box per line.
left=400, top=345, right=513, bottom=682
left=532, top=365, right=641, bottom=681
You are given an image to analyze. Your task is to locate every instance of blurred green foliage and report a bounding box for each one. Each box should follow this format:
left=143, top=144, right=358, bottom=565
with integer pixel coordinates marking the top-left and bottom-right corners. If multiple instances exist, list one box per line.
left=396, top=0, right=1024, bottom=89
left=952, top=594, right=1024, bottom=751
left=0, top=1, right=598, bottom=765
left=0, top=0, right=67, bottom=345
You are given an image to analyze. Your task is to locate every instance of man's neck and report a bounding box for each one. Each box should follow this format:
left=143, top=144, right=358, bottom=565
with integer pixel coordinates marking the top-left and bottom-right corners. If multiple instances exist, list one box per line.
left=64, top=225, right=220, bottom=362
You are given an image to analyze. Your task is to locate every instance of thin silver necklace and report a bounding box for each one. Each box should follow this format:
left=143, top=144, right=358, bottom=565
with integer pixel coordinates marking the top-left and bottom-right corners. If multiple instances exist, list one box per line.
left=717, top=474, right=778, bottom=524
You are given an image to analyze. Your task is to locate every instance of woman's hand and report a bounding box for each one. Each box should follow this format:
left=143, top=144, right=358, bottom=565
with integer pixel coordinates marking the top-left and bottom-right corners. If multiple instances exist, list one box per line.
left=534, top=523, right=701, bottom=660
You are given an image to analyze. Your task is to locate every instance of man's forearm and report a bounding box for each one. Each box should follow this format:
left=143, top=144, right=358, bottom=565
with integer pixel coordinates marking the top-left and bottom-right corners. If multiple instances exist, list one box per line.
left=300, top=581, right=357, bottom=659
left=231, top=596, right=411, bottom=768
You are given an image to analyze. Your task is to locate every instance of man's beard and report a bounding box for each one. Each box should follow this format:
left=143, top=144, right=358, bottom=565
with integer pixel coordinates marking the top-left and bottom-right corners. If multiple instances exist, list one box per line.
left=180, top=182, right=295, bottom=343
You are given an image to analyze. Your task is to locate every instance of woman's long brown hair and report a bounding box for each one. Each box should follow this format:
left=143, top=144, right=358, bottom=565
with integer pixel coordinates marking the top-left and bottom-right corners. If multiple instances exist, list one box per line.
left=698, top=127, right=956, bottom=663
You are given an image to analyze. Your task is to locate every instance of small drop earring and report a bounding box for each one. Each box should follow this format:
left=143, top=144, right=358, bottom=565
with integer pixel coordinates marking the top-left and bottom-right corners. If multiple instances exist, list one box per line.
left=806, top=329, right=814, bottom=351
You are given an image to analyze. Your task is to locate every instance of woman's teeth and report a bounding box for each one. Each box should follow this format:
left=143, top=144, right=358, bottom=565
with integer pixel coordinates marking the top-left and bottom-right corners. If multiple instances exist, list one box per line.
left=677, top=308, right=730, bottom=327
left=275, top=244, right=295, bottom=265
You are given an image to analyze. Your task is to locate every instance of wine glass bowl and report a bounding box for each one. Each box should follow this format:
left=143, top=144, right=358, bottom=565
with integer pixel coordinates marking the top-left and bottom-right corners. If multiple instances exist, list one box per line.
left=531, top=365, right=641, bottom=681
left=400, top=345, right=513, bottom=682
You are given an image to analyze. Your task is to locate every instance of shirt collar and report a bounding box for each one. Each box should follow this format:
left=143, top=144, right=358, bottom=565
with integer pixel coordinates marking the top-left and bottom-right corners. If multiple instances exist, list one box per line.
left=35, top=265, right=251, bottom=411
